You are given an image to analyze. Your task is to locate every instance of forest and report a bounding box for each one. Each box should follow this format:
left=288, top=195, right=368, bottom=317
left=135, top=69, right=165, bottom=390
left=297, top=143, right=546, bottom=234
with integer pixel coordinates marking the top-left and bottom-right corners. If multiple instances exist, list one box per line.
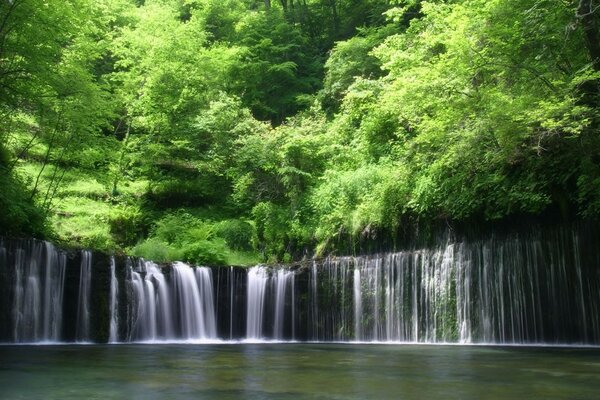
left=1, top=0, right=599, bottom=265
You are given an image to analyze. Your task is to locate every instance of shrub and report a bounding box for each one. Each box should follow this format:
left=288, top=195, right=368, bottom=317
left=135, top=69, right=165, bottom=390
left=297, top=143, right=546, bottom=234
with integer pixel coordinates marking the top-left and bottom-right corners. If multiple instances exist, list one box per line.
left=0, top=159, right=48, bottom=237
left=109, top=205, right=145, bottom=247
left=132, top=238, right=178, bottom=263
left=214, top=219, right=256, bottom=251
left=181, top=239, right=228, bottom=265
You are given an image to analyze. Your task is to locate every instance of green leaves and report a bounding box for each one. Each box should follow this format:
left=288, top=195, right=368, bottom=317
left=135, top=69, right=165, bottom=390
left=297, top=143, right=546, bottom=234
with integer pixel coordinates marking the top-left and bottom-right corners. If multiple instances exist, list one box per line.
left=3, top=0, right=599, bottom=262
left=132, top=211, right=257, bottom=265
left=229, top=9, right=320, bottom=123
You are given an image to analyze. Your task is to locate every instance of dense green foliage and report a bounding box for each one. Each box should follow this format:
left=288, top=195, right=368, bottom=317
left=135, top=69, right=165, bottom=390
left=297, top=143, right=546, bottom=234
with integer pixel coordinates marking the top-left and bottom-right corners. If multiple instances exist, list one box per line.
left=1, top=0, right=599, bottom=263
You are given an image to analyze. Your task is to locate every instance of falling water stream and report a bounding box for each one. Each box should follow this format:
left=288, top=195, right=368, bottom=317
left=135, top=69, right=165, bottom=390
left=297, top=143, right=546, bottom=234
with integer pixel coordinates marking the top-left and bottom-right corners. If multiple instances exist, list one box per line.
left=246, top=266, right=269, bottom=340
left=1, top=224, right=599, bottom=344
left=8, top=241, right=66, bottom=343
left=108, top=256, right=119, bottom=343
left=127, top=261, right=216, bottom=341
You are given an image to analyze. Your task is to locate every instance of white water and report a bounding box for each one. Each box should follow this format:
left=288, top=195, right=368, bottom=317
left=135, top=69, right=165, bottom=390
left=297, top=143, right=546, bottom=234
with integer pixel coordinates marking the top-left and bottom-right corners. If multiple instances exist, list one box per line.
left=310, top=261, right=319, bottom=340
left=195, top=267, right=217, bottom=338
left=172, top=262, right=216, bottom=339
left=353, top=268, right=362, bottom=341
left=246, top=266, right=298, bottom=340
left=313, top=233, right=600, bottom=343
left=273, top=269, right=294, bottom=339
left=42, top=243, right=66, bottom=341
left=108, top=257, right=119, bottom=342
left=128, top=261, right=216, bottom=341
left=246, top=266, right=269, bottom=339
left=11, top=241, right=66, bottom=342
left=130, top=261, right=161, bottom=340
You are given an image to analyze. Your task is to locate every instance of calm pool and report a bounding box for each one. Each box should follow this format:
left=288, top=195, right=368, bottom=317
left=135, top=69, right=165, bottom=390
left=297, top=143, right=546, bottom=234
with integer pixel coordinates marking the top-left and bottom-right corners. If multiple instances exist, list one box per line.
left=0, top=343, right=599, bottom=399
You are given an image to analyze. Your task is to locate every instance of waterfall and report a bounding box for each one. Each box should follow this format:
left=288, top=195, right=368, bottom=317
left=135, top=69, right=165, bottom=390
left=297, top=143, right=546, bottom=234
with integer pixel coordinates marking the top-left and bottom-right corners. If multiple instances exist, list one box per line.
left=312, top=234, right=600, bottom=343
left=1, top=223, right=599, bottom=344
left=129, top=261, right=216, bottom=341
left=9, top=241, right=66, bottom=342
left=245, top=266, right=297, bottom=341
left=195, top=267, right=217, bottom=338
left=353, top=268, right=362, bottom=341
left=109, top=256, right=119, bottom=343
left=291, top=273, right=296, bottom=340
left=172, top=262, right=203, bottom=339
left=246, top=266, right=269, bottom=339
left=273, top=269, right=294, bottom=340
left=153, top=263, right=174, bottom=339
left=194, top=267, right=217, bottom=339
left=229, top=267, right=236, bottom=339
left=13, top=244, right=41, bottom=342
left=172, top=262, right=216, bottom=340
left=76, top=250, right=92, bottom=342
left=312, top=258, right=353, bottom=341
left=129, top=263, right=144, bottom=340
left=310, top=261, right=319, bottom=340
left=42, top=243, right=66, bottom=341
left=216, top=266, right=245, bottom=340
left=144, top=261, right=173, bottom=339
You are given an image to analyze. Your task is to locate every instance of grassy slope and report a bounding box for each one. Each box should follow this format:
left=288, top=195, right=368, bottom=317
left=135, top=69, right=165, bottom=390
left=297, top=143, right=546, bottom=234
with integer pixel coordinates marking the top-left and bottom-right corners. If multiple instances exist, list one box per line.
left=9, top=130, right=260, bottom=266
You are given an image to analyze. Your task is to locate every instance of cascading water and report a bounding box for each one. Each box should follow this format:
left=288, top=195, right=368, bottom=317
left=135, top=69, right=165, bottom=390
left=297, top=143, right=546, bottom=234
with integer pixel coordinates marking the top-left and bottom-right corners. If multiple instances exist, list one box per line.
left=129, top=260, right=173, bottom=341
left=245, top=266, right=297, bottom=341
left=195, top=267, right=217, bottom=338
left=42, top=243, right=66, bottom=341
left=307, top=230, right=600, bottom=343
left=290, top=273, right=295, bottom=340
left=109, top=256, right=119, bottom=343
left=353, top=268, right=361, bottom=341
left=246, top=266, right=269, bottom=339
left=228, top=266, right=245, bottom=339
left=273, top=269, right=294, bottom=340
left=310, top=261, right=319, bottom=340
left=76, top=251, right=92, bottom=342
left=312, top=258, right=353, bottom=341
left=1, top=224, right=599, bottom=344
left=9, top=241, right=66, bottom=342
left=127, top=260, right=216, bottom=341
left=172, top=262, right=216, bottom=340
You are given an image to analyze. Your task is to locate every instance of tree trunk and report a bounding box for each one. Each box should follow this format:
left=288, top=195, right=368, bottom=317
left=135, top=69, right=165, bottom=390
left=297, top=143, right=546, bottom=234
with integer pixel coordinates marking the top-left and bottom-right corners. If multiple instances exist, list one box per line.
left=30, top=112, right=62, bottom=201
left=112, top=121, right=131, bottom=196
left=265, top=0, right=271, bottom=9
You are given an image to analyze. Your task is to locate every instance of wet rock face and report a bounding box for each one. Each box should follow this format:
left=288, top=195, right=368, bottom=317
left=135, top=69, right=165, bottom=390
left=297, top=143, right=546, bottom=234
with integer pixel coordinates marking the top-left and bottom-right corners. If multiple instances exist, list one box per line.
left=0, top=242, right=10, bottom=341
left=1, top=222, right=599, bottom=344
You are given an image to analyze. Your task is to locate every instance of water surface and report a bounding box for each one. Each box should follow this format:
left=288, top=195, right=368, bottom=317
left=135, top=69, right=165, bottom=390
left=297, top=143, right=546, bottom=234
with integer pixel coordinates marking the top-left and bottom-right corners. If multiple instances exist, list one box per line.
left=0, top=344, right=598, bottom=399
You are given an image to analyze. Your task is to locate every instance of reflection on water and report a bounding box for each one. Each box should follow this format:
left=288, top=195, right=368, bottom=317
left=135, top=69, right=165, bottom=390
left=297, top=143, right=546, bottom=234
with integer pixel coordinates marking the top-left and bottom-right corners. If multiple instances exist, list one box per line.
left=0, top=344, right=598, bottom=400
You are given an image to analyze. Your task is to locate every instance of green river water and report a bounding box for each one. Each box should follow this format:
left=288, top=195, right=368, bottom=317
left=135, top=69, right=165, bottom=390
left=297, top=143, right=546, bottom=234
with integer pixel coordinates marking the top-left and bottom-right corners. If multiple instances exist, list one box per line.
left=0, top=344, right=598, bottom=399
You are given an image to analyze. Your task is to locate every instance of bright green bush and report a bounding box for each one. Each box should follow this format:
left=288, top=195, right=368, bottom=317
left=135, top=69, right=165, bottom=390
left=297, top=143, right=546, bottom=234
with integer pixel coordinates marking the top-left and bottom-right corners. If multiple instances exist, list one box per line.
left=251, top=202, right=290, bottom=260
left=132, top=212, right=239, bottom=265
left=108, top=205, right=145, bottom=247
left=132, top=238, right=178, bottom=263
left=214, top=219, right=256, bottom=251
left=181, top=239, right=228, bottom=265
left=152, top=212, right=197, bottom=244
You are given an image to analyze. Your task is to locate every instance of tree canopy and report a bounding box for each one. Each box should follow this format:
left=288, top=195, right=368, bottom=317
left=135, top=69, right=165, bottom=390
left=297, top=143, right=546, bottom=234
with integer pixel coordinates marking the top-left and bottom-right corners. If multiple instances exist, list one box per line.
left=1, top=0, right=599, bottom=263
